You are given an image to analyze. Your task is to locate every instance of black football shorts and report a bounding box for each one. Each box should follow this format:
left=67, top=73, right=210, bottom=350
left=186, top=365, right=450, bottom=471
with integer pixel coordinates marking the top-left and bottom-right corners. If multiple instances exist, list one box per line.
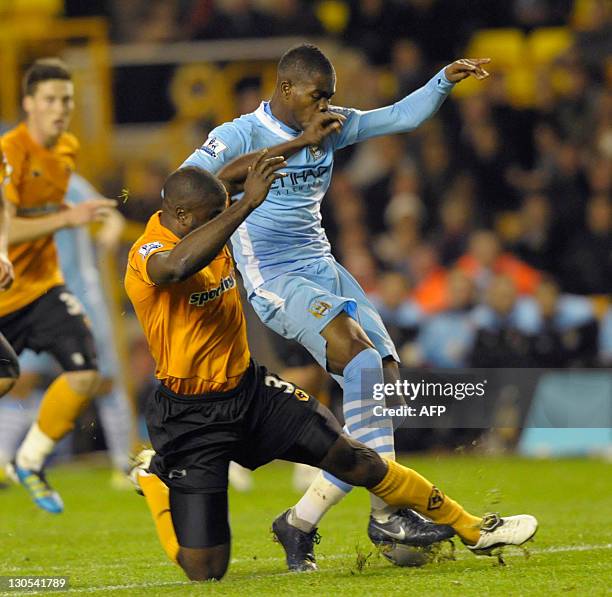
left=0, top=284, right=97, bottom=371
left=146, top=359, right=342, bottom=494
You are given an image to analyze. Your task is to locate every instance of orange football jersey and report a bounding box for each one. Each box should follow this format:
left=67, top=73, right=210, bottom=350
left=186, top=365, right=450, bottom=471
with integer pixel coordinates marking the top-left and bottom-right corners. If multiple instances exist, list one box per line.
left=0, top=123, right=78, bottom=316
left=125, top=211, right=250, bottom=395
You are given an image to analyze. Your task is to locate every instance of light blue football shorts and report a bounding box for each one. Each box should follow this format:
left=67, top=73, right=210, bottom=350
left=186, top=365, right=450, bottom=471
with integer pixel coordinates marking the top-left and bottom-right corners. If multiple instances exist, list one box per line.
left=249, top=256, right=399, bottom=370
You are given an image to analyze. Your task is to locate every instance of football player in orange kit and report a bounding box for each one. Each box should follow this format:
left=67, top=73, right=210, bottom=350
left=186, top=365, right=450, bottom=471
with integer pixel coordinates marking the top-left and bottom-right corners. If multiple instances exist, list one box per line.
left=125, top=156, right=537, bottom=582
left=0, top=58, right=116, bottom=513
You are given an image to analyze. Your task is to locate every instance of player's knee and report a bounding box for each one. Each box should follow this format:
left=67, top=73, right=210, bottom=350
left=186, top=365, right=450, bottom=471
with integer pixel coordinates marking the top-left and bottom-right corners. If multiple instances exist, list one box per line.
left=0, top=376, right=17, bottom=398
left=63, top=369, right=102, bottom=396
left=322, top=313, right=377, bottom=373
left=178, top=546, right=229, bottom=582
left=343, top=439, right=386, bottom=487
left=321, top=436, right=385, bottom=487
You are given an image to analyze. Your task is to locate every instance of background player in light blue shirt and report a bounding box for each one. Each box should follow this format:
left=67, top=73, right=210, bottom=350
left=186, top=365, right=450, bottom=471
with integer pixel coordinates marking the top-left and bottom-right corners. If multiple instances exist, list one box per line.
left=182, top=44, right=490, bottom=570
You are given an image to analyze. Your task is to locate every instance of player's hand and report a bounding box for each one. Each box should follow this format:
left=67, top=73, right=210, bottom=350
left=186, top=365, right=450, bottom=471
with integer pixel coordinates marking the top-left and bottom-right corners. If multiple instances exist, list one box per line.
left=444, top=58, right=491, bottom=83
left=96, top=208, right=126, bottom=253
left=0, top=253, right=14, bottom=291
left=300, top=110, right=346, bottom=146
left=64, top=198, right=118, bottom=227
left=243, top=150, right=287, bottom=209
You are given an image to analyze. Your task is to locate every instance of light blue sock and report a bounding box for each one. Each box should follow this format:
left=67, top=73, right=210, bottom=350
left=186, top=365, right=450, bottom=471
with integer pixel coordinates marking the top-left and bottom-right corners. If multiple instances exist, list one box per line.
left=322, top=347, right=394, bottom=492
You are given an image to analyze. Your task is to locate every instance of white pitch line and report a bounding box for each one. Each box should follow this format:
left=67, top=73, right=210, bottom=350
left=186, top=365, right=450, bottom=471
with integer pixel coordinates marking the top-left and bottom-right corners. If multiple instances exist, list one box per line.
left=2, top=543, right=610, bottom=595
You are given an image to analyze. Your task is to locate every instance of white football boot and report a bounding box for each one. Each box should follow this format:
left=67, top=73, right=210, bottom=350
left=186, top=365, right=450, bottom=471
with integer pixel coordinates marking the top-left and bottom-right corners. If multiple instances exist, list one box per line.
left=128, top=448, right=155, bottom=495
left=467, top=513, right=538, bottom=556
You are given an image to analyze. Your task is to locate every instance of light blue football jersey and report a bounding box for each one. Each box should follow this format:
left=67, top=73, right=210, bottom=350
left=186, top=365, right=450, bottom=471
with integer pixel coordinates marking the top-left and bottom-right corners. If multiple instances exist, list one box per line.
left=55, top=174, right=119, bottom=378
left=182, top=68, right=454, bottom=295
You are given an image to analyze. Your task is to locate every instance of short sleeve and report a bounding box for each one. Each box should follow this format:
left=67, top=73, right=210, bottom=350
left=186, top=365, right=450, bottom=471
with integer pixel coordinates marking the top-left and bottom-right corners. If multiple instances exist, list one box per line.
left=132, top=239, right=171, bottom=286
left=181, top=120, right=253, bottom=174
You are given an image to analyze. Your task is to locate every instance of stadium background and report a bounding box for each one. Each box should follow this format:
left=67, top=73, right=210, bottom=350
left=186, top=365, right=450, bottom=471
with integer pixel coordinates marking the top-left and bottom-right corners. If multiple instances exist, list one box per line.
left=0, top=0, right=610, bottom=460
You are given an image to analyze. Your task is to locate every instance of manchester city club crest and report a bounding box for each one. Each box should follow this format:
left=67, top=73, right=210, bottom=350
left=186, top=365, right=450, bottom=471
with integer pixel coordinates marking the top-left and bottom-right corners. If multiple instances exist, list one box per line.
left=309, top=145, right=323, bottom=160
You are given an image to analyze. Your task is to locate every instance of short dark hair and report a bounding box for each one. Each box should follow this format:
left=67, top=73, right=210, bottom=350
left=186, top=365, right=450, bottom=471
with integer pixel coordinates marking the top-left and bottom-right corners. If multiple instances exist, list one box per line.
left=23, top=58, right=72, bottom=97
left=162, top=167, right=226, bottom=210
left=277, top=43, right=334, bottom=82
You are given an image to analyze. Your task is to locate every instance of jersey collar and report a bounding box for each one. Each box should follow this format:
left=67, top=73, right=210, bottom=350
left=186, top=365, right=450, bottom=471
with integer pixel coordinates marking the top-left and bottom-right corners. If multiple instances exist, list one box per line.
left=254, top=101, right=299, bottom=141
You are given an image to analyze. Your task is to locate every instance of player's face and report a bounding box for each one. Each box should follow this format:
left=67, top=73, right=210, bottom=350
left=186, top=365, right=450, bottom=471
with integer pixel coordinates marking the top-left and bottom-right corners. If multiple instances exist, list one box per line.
left=288, top=71, right=336, bottom=130
left=186, top=193, right=228, bottom=232
left=24, top=80, right=75, bottom=143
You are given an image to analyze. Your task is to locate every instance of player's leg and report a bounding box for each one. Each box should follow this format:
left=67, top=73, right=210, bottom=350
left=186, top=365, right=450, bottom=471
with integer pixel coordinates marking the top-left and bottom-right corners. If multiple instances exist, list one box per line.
left=141, top=380, right=243, bottom=580
left=129, top=451, right=230, bottom=581
left=251, top=270, right=450, bottom=550
left=129, top=451, right=179, bottom=562
left=13, top=286, right=99, bottom=513
left=170, top=489, right=231, bottom=581
left=297, top=312, right=449, bottom=544
left=318, top=434, right=538, bottom=554
left=328, top=262, right=446, bottom=546
left=252, top=273, right=385, bottom=519
left=271, top=393, right=536, bottom=560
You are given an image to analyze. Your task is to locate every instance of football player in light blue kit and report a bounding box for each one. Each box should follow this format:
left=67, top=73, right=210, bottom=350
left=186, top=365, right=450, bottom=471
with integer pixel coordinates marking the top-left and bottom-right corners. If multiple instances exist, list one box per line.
left=0, top=174, right=133, bottom=487
left=182, top=44, right=490, bottom=570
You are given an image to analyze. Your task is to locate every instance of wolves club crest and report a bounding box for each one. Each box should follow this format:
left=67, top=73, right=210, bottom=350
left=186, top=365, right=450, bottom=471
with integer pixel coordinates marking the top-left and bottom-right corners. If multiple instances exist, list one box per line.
left=428, top=486, right=445, bottom=510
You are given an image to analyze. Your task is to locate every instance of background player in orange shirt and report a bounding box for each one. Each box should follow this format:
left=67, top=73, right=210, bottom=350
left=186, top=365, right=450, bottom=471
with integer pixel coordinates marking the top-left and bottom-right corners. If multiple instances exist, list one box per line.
left=0, top=58, right=117, bottom=513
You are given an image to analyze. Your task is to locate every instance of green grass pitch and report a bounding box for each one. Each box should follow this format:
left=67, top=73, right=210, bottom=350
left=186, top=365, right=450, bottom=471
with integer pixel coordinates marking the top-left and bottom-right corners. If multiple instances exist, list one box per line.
left=1, top=455, right=611, bottom=596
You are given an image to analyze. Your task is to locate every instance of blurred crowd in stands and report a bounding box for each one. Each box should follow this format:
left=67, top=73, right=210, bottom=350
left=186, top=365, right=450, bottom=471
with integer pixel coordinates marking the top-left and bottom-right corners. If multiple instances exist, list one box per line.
left=95, top=1, right=612, bottom=380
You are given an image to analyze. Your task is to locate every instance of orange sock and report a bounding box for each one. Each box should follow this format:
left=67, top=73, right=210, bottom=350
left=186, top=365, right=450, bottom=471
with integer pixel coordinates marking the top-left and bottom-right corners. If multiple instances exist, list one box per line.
left=38, top=374, right=93, bottom=440
left=138, top=473, right=179, bottom=563
left=371, top=459, right=482, bottom=544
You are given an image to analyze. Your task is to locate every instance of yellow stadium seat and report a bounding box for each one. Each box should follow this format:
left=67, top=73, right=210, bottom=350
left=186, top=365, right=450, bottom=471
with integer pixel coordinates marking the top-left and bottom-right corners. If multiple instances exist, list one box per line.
left=2, top=0, right=62, bottom=17
left=316, top=0, right=350, bottom=35
left=527, top=27, right=574, bottom=66
left=448, top=72, right=483, bottom=99
left=465, top=29, right=526, bottom=69
left=505, top=67, right=537, bottom=108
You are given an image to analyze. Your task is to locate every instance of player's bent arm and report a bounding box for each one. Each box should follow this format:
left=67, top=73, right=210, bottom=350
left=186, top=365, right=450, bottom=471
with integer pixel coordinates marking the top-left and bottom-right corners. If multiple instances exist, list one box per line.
left=7, top=198, right=117, bottom=245
left=7, top=202, right=72, bottom=244
left=217, top=138, right=304, bottom=195
left=147, top=199, right=255, bottom=285
left=217, top=111, right=345, bottom=193
left=148, top=153, right=284, bottom=285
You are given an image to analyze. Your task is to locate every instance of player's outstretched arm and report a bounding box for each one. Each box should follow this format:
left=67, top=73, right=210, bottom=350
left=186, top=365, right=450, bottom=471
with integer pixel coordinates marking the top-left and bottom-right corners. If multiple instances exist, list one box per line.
left=217, top=111, right=345, bottom=195
left=147, top=152, right=286, bottom=285
left=8, top=198, right=117, bottom=245
left=335, top=58, right=490, bottom=149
